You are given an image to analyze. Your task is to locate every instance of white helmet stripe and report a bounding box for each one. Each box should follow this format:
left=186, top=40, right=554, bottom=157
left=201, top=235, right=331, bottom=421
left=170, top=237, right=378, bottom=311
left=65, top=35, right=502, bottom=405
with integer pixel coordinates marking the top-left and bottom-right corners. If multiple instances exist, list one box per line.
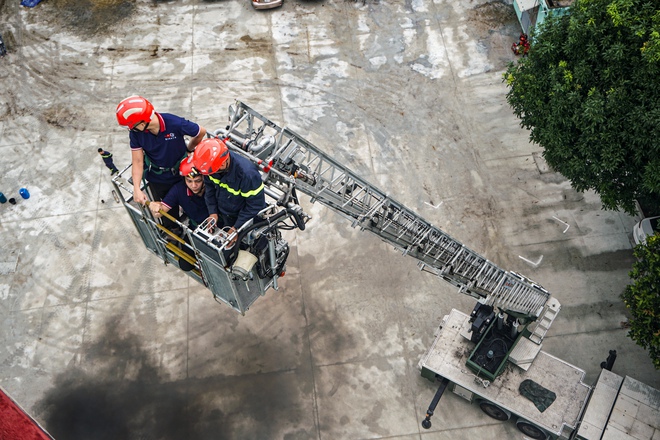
left=121, top=108, right=143, bottom=119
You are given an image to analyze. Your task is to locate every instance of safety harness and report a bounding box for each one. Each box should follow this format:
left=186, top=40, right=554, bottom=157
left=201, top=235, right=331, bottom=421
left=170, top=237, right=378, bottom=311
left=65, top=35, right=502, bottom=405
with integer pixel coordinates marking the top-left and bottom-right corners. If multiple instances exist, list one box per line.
left=144, top=154, right=186, bottom=175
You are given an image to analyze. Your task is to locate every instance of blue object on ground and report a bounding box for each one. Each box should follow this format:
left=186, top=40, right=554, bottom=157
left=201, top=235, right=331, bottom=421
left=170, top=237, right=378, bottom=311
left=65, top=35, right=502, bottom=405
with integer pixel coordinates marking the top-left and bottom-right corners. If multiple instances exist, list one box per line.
left=0, top=192, right=6, bottom=203
left=19, top=188, right=30, bottom=199
left=21, top=0, right=43, bottom=7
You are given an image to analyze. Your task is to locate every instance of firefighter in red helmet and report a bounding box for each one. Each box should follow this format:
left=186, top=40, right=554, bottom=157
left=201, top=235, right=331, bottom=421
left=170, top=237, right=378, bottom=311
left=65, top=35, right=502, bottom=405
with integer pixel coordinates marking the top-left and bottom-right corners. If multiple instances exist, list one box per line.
left=148, top=156, right=209, bottom=230
left=115, top=96, right=207, bottom=208
left=193, top=138, right=267, bottom=247
left=148, top=157, right=209, bottom=271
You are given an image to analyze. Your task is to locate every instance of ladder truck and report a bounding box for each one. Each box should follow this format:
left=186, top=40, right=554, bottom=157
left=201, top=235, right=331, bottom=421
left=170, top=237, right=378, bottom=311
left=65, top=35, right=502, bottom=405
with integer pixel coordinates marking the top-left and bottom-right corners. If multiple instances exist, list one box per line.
left=112, top=101, right=660, bottom=440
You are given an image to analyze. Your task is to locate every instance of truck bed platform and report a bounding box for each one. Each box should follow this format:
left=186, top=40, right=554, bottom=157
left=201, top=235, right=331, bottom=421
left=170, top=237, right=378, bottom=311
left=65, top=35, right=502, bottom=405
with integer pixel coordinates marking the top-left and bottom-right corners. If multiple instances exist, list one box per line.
left=419, top=309, right=591, bottom=437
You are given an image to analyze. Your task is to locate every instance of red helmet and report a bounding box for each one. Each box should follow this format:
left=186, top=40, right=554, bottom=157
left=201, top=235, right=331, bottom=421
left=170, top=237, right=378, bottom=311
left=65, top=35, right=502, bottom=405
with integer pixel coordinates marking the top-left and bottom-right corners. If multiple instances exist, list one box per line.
left=193, top=138, right=230, bottom=175
left=116, top=96, right=154, bottom=130
left=179, top=155, right=200, bottom=178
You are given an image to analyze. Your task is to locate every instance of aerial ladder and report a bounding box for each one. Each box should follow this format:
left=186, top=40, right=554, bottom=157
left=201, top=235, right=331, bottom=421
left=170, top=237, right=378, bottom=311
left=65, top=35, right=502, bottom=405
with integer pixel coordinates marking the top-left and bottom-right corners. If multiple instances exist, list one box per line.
left=112, top=101, right=659, bottom=440
left=113, top=101, right=555, bottom=325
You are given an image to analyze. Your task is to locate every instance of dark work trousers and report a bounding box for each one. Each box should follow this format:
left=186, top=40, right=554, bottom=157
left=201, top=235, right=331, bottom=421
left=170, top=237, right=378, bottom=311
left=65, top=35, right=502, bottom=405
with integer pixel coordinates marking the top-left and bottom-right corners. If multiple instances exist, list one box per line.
left=217, top=213, right=238, bottom=230
left=103, top=159, right=119, bottom=174
left=147, top=180, right=181, bottom=232
left=217, top=214, right=248, bottom=266
left=178, top=234, right=196, bottom=272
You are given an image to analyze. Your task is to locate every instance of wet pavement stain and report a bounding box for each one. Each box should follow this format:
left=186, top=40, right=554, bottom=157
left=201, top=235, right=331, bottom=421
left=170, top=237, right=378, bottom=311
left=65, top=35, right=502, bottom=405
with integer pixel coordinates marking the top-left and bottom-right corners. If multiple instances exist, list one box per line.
left=38, top=326, right=210, bottom=440
left=50, top=0, right=135, bottom=36
left=37, top=319, right=315, bottom=439
left=468, top=0, right=518, bottom=29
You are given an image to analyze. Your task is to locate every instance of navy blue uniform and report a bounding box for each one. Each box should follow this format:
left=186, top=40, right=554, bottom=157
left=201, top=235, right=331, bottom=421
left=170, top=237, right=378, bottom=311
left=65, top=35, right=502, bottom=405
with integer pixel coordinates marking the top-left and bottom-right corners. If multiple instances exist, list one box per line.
left=99, top=150, right=118, bottom=174
left=161, top=181, right=209, bottom=228
left=129, top=113, right=201, bottom=186
left=204, top=152, right=267, bottom=230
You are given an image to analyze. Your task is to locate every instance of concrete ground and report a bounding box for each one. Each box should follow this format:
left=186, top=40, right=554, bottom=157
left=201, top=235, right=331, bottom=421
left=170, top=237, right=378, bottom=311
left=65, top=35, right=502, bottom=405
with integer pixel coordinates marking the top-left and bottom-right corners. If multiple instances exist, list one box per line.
left=0, top=0, right=657, bottom=438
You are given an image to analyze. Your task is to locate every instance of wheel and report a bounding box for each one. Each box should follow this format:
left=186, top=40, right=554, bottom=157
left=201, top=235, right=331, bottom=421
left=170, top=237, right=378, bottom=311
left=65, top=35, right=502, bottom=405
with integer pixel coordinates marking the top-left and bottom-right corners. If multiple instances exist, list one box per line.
left=516, top=419, right=548, bottom=439
left=478, top=401, right=511, bottom=421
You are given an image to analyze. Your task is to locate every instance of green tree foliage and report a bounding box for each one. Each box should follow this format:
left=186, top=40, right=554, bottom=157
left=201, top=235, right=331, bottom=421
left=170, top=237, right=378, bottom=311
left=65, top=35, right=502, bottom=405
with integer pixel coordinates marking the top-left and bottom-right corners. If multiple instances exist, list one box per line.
left=622, top=234, right=660, bottom=369
left=505, top=0, right=660, bottom=214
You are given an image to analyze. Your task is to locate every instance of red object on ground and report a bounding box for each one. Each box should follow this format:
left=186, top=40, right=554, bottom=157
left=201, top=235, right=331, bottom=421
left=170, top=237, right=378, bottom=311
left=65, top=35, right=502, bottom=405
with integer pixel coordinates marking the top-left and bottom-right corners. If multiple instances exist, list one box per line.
left=0, top=387, right=53, bottom=440
left=512, top=33, right=531, bottom=56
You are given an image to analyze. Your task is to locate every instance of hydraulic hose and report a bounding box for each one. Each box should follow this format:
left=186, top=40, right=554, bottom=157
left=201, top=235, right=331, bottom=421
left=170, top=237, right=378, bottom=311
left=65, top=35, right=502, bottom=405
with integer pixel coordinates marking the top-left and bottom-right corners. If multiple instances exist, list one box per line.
left=289, top=209, right=306, bottom=231
left=224, top=207, right=305, bottom=265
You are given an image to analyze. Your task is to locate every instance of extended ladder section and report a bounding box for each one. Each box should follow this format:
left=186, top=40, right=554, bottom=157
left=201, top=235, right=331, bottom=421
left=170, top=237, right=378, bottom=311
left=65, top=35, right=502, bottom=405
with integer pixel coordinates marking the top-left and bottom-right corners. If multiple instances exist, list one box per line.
left=216, top=101, right=551, bottom=320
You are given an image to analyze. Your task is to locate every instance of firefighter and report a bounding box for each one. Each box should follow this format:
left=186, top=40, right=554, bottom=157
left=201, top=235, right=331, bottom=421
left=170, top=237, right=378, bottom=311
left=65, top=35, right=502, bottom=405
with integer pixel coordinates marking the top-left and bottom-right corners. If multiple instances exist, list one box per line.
left=149, top=157, right=209, bottom=271
left=148, top=156, right=209, bottom=230
left=192, top=138, right=267, bottom=248
left=115, top=95, right=207, bottom=206
left=97, top=148, right=119, bottom=175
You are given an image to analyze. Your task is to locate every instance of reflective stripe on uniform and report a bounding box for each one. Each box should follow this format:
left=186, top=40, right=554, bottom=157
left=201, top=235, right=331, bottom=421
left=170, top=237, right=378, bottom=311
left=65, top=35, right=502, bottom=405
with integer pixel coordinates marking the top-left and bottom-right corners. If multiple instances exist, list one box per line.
left=208, top=175, right=264, bottom=198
